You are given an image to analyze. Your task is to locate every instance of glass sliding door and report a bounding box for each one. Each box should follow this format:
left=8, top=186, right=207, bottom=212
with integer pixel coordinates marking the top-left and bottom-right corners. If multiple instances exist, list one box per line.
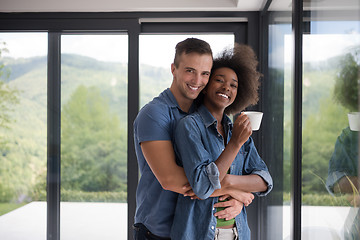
left=301, top=2, right=360, bottom=239
left=266, top=9, right=292, bottom=239
left=0, top=32, right=48, bottom=240
left=60, top=34, right=128, bottom=239
left=267, top=0, right=360, bottom=239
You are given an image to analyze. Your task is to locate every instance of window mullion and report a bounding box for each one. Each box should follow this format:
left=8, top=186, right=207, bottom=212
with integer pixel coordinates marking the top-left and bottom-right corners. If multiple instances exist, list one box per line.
left=47, top=31, right=61, bottom=240
left=291, top=0, right=303, bottom=239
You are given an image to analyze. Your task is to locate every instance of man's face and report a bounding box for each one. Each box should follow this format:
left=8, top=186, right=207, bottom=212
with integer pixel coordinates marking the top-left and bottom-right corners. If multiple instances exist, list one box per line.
left=171, top=52, right=213, bottom=101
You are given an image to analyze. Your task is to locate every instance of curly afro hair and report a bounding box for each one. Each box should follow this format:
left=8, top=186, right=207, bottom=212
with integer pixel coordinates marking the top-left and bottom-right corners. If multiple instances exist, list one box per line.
left=212, top=43, right=262, bottom=115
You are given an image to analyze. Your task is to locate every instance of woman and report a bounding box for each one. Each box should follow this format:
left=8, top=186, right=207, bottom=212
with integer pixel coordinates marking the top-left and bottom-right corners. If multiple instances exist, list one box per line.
left=171, top=44, right=273, bottom=240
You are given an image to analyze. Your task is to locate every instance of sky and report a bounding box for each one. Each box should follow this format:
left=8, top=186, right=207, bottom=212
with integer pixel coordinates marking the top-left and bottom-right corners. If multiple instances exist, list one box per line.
left=0, top=30, right=359, bottom=69
left=284, top=34, right=360, bottom=63
left=0, top=33, right=234, bottom=68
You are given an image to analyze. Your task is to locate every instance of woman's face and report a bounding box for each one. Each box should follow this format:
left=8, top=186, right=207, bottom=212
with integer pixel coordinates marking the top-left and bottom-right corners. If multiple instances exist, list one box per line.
left=203, top=67, right=238, bottom=112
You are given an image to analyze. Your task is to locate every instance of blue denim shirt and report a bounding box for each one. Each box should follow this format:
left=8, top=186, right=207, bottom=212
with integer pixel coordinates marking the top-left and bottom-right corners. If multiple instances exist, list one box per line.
left=133, top=89, right=193, bottom=237
left=171, top=105, right=273, bottom=240
left=326, top=127, right=358, bottom=194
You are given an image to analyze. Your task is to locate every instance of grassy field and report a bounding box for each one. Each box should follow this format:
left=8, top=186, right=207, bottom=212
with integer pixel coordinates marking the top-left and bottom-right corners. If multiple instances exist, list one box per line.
left=0, top=203, right=26, bottom=216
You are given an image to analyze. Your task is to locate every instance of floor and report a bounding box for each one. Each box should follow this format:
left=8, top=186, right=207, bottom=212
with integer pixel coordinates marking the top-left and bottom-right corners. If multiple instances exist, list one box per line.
left=0, top=201, right=127, bottom=240
left=0, top=202, right=355, bottom=240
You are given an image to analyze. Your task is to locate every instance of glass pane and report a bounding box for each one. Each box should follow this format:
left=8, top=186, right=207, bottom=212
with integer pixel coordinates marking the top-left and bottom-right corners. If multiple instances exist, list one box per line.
left=139, top=34, right=235, bottom=108
left=60, top=34, right=128, bottom=239
left=301, top=1, right=360, bottom=239
left=267, top=9, right=293, bottom=239
left=0, top=33, right=47, bottom=239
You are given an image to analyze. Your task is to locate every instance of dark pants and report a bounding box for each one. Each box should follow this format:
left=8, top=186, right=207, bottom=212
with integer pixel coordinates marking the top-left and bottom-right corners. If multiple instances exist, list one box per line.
left=133, top=223, right=171, bottom=240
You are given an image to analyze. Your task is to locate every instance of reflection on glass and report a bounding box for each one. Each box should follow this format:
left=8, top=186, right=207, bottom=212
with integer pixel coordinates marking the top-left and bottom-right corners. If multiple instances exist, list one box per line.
left=139, top=34, right=235, bottom=108
left=301, top=16, right=360, bottom=240
left=0, top=33, right=47, bottom=240
left=268, top=16, right=292, bottom=239
left=60, top=34, right=128, bottom=239
left=268, top=2, right=360, bottom=239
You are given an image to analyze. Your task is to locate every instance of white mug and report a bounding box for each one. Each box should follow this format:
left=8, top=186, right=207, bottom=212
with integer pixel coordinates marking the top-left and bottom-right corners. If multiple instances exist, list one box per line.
left=243, top=111, right=263, bottom=131
left=348, top=112, right=360, bottom=131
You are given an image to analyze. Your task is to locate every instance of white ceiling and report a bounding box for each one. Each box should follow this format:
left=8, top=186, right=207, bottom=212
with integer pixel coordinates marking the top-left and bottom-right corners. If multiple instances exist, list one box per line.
left=0, top=0, right=273, bottom=12
left=0, top=0, right=358, bottom=13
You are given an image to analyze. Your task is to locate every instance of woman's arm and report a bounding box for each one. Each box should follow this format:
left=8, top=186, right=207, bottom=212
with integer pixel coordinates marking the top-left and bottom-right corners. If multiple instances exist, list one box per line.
left=208, top=174, right=266, bottom=204
left=214, top=113, right=252, bottom=181
left=222, top=174, right=268, bottom=193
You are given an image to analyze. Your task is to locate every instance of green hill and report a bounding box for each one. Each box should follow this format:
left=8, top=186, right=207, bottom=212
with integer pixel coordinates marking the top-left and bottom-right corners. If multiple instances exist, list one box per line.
left=0, top=53, right=172, bottom=203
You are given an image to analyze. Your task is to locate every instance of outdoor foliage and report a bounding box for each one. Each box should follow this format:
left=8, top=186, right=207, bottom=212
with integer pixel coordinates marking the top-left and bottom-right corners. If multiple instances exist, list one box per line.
left=0, top=41, right=19, bottom=146
left=61, top=85, right=127, bottom=193
left=282, top=47, right=359, bottom=196
left=0, top=53, right=129, bottom=204
left=302, top=96, right=349, bottom=193
left=301, top=47, right=359, bottom=195
left=333, top=49, right=359, bottom=112
left=32, top=189, right=127, bottom=203
left=283, top=192, right=353, bottom=206
left=0, top=42, right=21, bottom=203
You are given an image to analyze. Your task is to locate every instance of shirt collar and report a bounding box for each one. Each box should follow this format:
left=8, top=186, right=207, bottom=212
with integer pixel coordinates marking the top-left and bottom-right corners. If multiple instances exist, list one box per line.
left=198, top=104, right=232, bottom=129
left=162, top=88, right=197, bottom=114
left=162, top=88, right=179, bottom=108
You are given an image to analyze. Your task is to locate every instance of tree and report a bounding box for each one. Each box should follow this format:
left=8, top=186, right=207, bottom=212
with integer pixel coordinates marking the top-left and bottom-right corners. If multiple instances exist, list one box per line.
left=333, top=48, right=359, bottom=112
left=302, top=47, right=359, bottom=194
left=302, top=96, right=348, bottom=194
left=61, top=85, right=127, bottom=193
left=0, top=41, right=22, bottom=203
left=0, top=41, right=19, bottom=146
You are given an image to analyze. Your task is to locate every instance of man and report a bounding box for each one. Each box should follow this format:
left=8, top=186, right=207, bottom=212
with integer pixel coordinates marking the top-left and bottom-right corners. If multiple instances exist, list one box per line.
left=133, top=38, right=260, bottom=239
left=326, top=127, right=359, bottom=239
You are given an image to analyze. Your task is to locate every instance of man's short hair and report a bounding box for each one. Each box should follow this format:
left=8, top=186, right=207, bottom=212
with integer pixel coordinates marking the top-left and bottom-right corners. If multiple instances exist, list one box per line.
left=173, top=38, right=213, bottom=67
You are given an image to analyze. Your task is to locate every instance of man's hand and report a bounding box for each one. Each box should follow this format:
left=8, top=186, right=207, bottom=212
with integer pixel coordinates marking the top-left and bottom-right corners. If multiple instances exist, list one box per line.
left=182, top=183, right=199, bottom=199
left=213, top=197, right=244, bottom=221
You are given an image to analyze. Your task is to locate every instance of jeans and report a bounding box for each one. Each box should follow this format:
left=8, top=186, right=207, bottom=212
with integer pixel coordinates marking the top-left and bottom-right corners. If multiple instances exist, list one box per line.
left=133, top=223, right=171, bottom=240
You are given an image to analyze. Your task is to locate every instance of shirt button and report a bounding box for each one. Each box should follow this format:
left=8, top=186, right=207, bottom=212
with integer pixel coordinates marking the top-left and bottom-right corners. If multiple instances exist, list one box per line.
left=213, top=207, right=215, bottom=211
left=211, top=226, right=215, bottom=230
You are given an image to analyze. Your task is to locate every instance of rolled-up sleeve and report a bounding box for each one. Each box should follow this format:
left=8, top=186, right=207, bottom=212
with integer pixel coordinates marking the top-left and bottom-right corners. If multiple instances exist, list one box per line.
left=174, top=116, right=221, bottom=199
left=326, top=128, right=358, bottom=195
left=326, top=171, right=346, bottom=194
left=205, top=162, right=221, bottom=190
left=243, top=137, right=273, bottom=197
left=252, top=170, right=273, bottom=196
